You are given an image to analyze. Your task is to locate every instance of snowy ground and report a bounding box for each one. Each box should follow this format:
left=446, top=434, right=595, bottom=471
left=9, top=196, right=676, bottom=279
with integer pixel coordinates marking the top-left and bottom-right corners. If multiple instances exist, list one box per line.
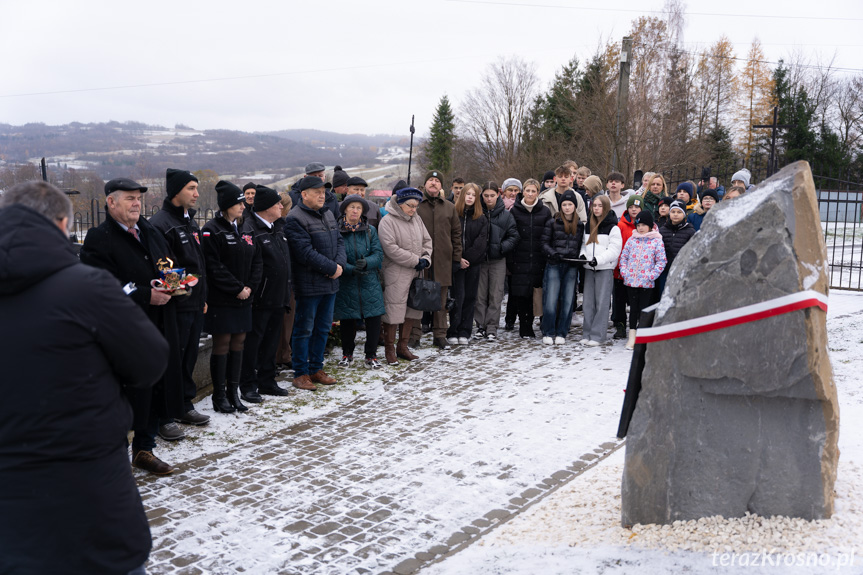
left=422, top=290, right=863, bottom=575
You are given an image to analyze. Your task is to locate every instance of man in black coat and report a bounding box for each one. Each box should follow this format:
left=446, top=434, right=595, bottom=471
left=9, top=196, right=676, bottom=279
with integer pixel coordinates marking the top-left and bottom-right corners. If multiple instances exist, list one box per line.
left=80, top=177, right=185, bottom=475
left=0, top=181, right=168, bottom=574
left=289, top=161, right=340, bottom=219
left=240, top=185, right=294, bottom=401
left=149, top=168, right=210, bottom=432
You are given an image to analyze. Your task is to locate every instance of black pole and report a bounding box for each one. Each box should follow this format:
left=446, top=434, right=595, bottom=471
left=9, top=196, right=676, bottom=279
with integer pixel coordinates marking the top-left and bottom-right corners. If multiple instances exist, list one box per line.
left=40, top=157, right=48, bottom=182
left=407, top=115, right=415, bottom=187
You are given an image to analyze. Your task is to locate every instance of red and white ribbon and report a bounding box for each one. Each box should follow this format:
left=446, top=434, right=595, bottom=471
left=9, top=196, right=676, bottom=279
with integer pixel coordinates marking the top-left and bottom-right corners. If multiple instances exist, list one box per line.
left=635, top=290, right=828, bottom=344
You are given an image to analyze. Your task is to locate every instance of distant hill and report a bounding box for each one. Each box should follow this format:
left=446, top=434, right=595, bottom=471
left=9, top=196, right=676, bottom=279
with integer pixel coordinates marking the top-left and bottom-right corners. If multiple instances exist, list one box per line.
left=264, top=129, right=408, bottom=148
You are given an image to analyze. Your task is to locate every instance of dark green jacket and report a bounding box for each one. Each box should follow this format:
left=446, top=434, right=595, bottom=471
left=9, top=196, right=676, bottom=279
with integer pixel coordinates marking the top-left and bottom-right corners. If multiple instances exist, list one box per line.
left=333, top=218, right=386, bottom=320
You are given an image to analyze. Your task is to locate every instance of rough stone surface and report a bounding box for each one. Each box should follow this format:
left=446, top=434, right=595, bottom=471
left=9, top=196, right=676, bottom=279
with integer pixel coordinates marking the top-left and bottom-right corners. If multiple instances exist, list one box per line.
left=622, top=161, right=840, bottom=525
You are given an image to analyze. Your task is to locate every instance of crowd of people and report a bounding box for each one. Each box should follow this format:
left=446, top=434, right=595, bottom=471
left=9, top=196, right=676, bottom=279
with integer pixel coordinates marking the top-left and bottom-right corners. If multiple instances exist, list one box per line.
left=0, top=159, right=753, bottom=573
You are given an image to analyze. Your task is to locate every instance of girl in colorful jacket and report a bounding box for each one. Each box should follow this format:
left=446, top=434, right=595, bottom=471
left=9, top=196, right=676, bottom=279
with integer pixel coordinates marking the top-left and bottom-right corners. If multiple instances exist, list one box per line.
left=618, top=210, right=667, bottom=350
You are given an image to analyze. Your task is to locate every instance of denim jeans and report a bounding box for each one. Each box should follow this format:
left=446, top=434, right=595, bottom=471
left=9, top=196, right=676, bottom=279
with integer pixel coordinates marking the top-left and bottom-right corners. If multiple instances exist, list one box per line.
left=292, top=293, right=336, bottom=377
left=541, top=262, right=579, bottom=338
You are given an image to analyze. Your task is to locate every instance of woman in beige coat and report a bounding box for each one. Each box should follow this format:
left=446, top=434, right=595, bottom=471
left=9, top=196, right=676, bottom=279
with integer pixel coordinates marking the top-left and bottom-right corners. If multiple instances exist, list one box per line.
left=378, top=187, right=433, bottom=365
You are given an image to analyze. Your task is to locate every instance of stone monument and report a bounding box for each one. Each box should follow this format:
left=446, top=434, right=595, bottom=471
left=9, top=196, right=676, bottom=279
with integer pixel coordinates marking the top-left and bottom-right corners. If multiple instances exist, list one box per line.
left=620, top=161, right=839, bottom=526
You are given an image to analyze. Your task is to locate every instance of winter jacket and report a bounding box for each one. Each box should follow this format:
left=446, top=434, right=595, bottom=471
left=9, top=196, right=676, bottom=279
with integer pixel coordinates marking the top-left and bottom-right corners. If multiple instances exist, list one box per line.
left=417, top=190, right=462, bottom=287
left=201, top=214, right=262, bottom=309
left=615, top=212, right=638, bottom=280
left=334, top=217, right=386, bottom=320
left=460, top=206, right=489, bottom=266
left=659, top=219, right=697, bottom=268
left=618, top=229, right=667, bottom=288
left=378, top=196, right=433, bottom=324
left=148, top=199, right=208, bottom=312
left=508, top=198, right=552, bottom=297
left=242, top=213, right=292, bottom=309
left=541, top=214, right=584, bottom=261
left=580, top=210, right=622, bottom=271
left=284, top=201, right=347, bottom=298
left=289, top=180, right=340, bottom=220
left=687, top=207, right=711, bottom=231
left=486, top=196, right=519, bottom=261
left=340, top=197, right=381, bottom=229
left=80, top=208, right=185, bottom=424
left=539, top=187, right=587, bottom=222
left=0, top=205, right=166, bottom=575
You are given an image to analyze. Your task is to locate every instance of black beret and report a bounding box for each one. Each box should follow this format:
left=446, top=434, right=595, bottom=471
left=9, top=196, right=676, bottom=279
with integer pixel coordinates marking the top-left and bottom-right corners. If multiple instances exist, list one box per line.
left=104, top=177, right=147, bottom=196
left=346, top=176, right=368, bottom=188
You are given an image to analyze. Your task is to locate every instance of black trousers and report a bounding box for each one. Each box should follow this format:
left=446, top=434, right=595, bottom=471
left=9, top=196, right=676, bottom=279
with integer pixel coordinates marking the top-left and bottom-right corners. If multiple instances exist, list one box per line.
left=340, top=316, right=382, bottom=359
left=510, top=294, right=535, bottom=336
left=626, top=286, right=658, bottom=330
left=240, top=307, right=285, bottom=393
left=611, top=277, right=628, bottom=326
left=447, top=265, right=482, bottom=338
left=175, top=310, right=205, bottom=412
left=504, top=276, right=518, bottom=328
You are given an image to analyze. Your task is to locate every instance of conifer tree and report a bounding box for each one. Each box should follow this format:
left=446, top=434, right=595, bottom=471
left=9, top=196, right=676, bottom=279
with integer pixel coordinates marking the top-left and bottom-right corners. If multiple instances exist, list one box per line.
left=426, top=95, right=456, bottom=175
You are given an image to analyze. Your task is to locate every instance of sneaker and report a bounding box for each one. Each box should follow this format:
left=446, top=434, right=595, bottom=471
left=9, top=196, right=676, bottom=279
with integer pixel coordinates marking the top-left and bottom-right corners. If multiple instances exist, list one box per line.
left=132, top=450, right=174, bottom=476
left=554, top=336, right=565, bottom=345
left=473, top=329, right=486, bottom=340
left=364, top=357, right=382, bottom=369
left=542, top=336, right=553, bottom=345
left=434, top=337, right=451, bottom=350
left=458, top=337, right=470, bottom=345
left=446, top=336, right=459, bottom=346
left=177, top=409, right=210, bottom=426
left=579, top=338, right=590, bottom=345
left=585, top=340, right=601, bottom=347
left=157, top=422, right=185, bottom=441
left=337, top=355, right=353, bottom=367
left=486, top=333, right=497, bottom=341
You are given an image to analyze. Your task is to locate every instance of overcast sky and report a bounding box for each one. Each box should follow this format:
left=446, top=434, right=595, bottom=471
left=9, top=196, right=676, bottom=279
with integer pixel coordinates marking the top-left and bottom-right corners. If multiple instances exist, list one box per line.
left=2, top=0, right=861, bottom=138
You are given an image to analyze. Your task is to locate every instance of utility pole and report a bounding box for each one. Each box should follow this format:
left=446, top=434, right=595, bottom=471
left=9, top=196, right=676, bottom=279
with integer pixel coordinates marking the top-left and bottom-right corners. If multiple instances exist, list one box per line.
left=407, top=115, right=416, bottom=187
left=611, top=36, right=632, bottom=173
left=753, top=106, right=792, bottom=177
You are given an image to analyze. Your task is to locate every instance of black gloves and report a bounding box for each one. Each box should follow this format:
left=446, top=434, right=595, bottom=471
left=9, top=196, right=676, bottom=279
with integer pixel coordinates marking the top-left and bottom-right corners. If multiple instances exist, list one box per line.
left=588, top=257, right=598, bottom=268
left=415, top=259, right=430, bottom=270
left=354, top=258, right=367, bottom=271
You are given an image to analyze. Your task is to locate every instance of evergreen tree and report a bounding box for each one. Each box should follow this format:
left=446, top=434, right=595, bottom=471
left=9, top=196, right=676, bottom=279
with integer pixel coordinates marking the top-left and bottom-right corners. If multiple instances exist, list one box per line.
left=775, top=61, right=818, bottom=164
left=426, top=95, right=456, bottom=175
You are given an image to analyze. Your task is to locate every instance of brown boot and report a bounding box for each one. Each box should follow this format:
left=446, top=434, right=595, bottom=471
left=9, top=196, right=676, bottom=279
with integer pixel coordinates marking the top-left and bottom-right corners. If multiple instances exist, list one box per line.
left=310, top=370, right=337, bottom=385
left=397, top=319, right=420, bottom=361
left=383, top=323, right=398, bottom=365
left=292, top=374, right=317, bottom=391
left=132, top=450, right=174, bottom=476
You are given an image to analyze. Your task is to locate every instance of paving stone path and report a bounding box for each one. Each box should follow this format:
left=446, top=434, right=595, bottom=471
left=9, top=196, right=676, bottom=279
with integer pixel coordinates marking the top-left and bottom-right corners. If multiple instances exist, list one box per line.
left=138, top=327, right=628, bottom=574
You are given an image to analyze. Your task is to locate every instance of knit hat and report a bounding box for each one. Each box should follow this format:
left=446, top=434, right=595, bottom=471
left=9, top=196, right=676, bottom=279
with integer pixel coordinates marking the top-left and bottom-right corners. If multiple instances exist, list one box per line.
left=559, top=189, right=579, bottom=209
left=340, top=194, right=369, bottom=215
left=731, top=168, right=751, bottom=188
left=583, top=175, right=603, bottom=197
left=626, top=195, right=644, bottom=209
left=392, top=179, right=408, bottom=194
left=166, top=168, right=198, bottom=199
left=502, top=178, right=522, bottom=191
left=304, top=161, right=325, bottom=174
left=396, top=187, right=424, bottom=204
left=253, top=185, right=280, bottom=211
left=424, top=170, right=444, bottom=186
left=346, top=176, right=368, bottom=188
left=669, top=200, right=687, bottom=213
left=215, top=180, right=245, bottom=211
left=104, top=177, right=147, bottom=196
left=635, top=211, right=654, bottom=228
left=542, top=170, right=555, bottom=182
left=332, top=169, right=349, bottom=188
left=298, top=176, right=326, bottom=192
left=242, top=181, right=256, bottom=191
left=701, top=189, right=719, bottom=203
left=660, top=196, right=676, bottom=207
left=676, top=181, right=695, bottom=201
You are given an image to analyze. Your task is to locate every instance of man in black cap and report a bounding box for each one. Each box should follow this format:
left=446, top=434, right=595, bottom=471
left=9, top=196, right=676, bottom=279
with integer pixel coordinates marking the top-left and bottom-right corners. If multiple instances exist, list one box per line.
left=331, top=166, right=349, bottom=200
left=289, top=162, right=340, bottom=219
left=242, top=182, right=256, bottom=220
left=80, top=177, right=184, bottom=476
left=284, top=177, right=347, bottom=391
left=149, top=169, right=210, bottom=433
left=239, top=185, right=293, bottom=401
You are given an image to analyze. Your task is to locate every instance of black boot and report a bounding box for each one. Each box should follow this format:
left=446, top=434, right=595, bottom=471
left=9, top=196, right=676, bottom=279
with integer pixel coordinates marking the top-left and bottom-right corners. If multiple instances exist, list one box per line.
left=613, top=322, right=626, bottom=339
left=210, top=354, right=235, bottom=414
left=227, top=350, right=248, bottom=412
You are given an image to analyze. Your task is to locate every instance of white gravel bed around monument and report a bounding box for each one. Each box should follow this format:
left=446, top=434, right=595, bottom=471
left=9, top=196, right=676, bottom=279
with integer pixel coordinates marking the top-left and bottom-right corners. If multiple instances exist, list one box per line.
left=422, top=290, right=863, bottom=574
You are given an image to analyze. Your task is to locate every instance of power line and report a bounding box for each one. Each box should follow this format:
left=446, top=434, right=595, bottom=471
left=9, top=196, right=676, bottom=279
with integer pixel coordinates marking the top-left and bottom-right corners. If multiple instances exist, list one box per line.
left=444, top=0, right=863, bottom=21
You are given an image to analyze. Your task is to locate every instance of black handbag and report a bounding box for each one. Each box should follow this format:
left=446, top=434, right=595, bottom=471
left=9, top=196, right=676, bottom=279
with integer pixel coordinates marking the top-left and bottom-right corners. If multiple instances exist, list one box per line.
left=408, top=269, right=442, bottom=312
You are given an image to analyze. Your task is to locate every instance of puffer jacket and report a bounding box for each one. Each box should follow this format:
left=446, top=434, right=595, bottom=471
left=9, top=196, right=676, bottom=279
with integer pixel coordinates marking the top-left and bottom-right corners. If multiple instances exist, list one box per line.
left=659, top=219, right=696, bottom=268
left=333, top=217, right=386, bottom=320
left=378, top=196, right=433, bottom=324
left=460, top=206, right=489, bottom=266
left=508, top=198, right=552, bottom=297
left=284, top=202, right=347, bottom=297
left=618, top=229, right=667, bottom=288
left=486, top=196, right=519, bottom=261
left=615, top=212, right=638, bottom=280
left=541, top=214, right=584, bottom=261
left=580, top=210, right=622, bottom=271
left=201, top=214, right=263, bottom=308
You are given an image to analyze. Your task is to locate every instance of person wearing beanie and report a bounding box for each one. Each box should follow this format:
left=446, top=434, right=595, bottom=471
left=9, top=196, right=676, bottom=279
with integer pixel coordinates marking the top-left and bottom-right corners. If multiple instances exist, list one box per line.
left=415, top=170, right=463, bottom=350
left=541, top=170, right=556, bottom=192
left=239, top=182, right=294, bottom=402
left=165, top=168, right=198, bottom=200
left=687, top=188, right=718, bottom=232
left=618, top=207, right=665, bottom=349
left=657, top=199, right=695, bottom=296
left=342, top=176, right=380, bottom=228
left=333, top=194, right=386, bottom=369
left=731, top=168, right=753, bottom=191
left=283, top=172, right=347, bottom=391
left=80, top=176, right=185, bottom=475
left=148, top=168, right=210, bottom=432
left=331, top=168, right=350, bottom=199
left=289, top=163, right=340, bottom=219
left=656, top=195, right=675, bottom=228
left=500, top=178, right=522, bottom=211
left=675, top=181, right=698, bottom=212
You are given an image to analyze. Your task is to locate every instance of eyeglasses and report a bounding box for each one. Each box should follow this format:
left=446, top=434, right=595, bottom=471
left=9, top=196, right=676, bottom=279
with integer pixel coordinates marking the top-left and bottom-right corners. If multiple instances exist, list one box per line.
left=403, top=202, right=419, bottom=210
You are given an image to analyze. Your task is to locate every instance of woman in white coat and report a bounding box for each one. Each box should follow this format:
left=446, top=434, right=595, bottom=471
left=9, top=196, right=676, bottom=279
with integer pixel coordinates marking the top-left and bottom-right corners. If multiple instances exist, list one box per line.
left=580, top=195, right=622, bottom=346
left=378, top=187, right=433, bottom=364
